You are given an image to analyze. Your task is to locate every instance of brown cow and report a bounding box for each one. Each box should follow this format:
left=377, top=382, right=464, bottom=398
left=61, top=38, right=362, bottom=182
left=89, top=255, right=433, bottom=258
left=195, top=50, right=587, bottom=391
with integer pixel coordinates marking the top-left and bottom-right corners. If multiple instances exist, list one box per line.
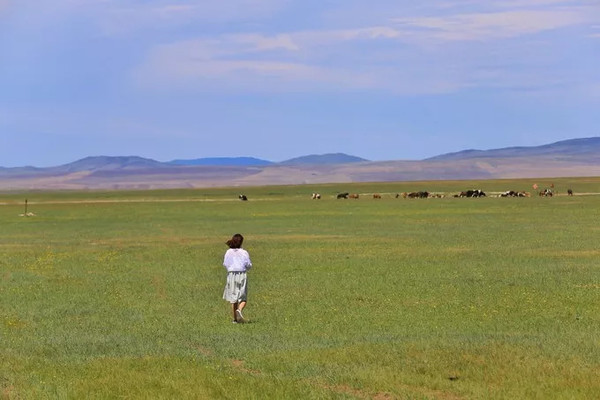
left=349, top=193, right=359, bottom=199
left=373, top=193, right=381, bottom=199
left=407, top=191, right=429, bottom=198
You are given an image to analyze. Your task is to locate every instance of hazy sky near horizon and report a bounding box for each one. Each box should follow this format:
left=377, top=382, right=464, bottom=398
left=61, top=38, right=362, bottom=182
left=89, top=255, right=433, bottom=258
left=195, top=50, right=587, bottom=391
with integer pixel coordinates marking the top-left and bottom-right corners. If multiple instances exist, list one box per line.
left=1, top=0, right=599, bottom=167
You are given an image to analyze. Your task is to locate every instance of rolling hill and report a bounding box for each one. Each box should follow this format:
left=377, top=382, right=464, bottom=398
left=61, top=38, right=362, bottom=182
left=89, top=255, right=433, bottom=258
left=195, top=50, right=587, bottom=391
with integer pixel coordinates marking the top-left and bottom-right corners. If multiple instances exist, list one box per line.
left=427, top=137, right=600, bottom=162
left=0, top=138, right=599, bottom=190
left=279, top=153, right=368, bottom=165
left=168, top=157, right=274, bottom=166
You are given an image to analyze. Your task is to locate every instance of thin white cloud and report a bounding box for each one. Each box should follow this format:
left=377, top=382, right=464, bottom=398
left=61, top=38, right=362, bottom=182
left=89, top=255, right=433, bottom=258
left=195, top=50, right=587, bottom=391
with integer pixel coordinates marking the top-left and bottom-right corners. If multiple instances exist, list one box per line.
left=134, top=3, right=597, bottom=95
left=134, top=34, right=468, bottom=95
left=93, top=0, right=290, bottom=36
left=393, top=9, right=591, bottom=41
left=494, top=0, right=592, bottom=7
left=293, top=26, right=407, bottom=45
left=140, top=34, right=300, bottom=62
left=44, top=0, right=590, bottom=96
left=0, top=0, right=285, bottom=36
left=225, top=34, right=300, bottom=53
left=432, top=0, right=593, bottom=12
left=135, top=42, right=377, bottom=93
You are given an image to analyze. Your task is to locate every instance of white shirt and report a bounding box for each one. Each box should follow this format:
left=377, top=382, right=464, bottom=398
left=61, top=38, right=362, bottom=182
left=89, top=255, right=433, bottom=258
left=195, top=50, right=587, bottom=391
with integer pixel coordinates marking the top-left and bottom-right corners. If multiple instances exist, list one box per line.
left=223, top=248, right=252, bottom=272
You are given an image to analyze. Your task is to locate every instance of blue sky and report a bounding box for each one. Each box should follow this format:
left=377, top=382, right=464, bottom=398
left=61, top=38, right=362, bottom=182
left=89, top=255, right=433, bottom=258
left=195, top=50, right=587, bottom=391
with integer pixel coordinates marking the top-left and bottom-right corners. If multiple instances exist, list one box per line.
left=1, top=0, right=598, bottom=167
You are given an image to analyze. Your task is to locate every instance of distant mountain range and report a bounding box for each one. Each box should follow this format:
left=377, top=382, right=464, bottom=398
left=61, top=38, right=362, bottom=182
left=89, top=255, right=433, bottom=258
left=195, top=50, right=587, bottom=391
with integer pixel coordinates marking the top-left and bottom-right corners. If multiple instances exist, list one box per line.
left=278, top=153, right=367, bottom=165
left=1, top=138, right=599, bottom=190
left=168, top=153, right=368, bottom=167
left=169, top=157, right=274, bottom=166
left=0, top=153, right=366, bottom=173
left=427, top=137, right=600, bottom=161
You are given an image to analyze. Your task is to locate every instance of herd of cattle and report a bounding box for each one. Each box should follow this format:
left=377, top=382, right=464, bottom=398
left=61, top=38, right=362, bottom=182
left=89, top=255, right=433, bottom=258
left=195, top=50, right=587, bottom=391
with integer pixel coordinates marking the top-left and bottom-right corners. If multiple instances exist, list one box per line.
left=328, top=190, right=488, bottom=199
left=237, top=188, right=574, bottom=201
left=328, top=187, right=572, bottom=199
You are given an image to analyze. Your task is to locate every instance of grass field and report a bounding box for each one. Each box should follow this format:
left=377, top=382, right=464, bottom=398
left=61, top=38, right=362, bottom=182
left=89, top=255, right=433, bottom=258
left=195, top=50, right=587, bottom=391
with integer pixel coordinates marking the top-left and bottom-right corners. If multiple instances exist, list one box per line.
left=1, top=177, right=599, bottom=399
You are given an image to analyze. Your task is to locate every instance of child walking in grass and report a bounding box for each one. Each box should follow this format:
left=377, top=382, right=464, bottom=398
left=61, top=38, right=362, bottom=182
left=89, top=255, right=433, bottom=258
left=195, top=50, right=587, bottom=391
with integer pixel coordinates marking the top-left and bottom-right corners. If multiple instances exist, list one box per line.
left=222, top=233, right=252, bottom=323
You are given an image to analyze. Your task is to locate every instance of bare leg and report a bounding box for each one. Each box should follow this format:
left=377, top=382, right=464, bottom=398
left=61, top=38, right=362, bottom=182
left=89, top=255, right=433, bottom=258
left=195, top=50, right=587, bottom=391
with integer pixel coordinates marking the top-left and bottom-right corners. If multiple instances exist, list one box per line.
left=235, top=301, right=247, bottom=322
left=231, top=303, right=238, bottom=321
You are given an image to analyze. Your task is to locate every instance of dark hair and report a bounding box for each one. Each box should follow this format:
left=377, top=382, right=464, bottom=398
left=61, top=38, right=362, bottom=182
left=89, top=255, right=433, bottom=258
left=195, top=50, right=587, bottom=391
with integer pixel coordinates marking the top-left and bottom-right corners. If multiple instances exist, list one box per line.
left=226, top=233, right=244, bottom=249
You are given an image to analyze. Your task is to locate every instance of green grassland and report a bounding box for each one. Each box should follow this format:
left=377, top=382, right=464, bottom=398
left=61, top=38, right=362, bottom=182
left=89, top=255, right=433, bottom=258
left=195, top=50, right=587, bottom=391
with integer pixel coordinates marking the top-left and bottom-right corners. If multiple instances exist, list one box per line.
left=1, top=177, right=599, bottom=399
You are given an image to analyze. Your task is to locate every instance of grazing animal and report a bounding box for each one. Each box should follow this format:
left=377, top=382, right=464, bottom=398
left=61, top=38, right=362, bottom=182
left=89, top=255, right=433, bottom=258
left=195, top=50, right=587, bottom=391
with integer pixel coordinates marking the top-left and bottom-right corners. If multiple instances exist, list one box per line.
left=349, top=193, right=359, bottom=199
left=501, top=190, right=530, bottom=198
left=311, top=193, right=321, bottom=199
left=337, top=192, right=349, bottom=199
left=239, top=194, right=248, bottom=201
left=403, top=191, right=429, bottom=198
left=539, top=189, right=553, bottom=197
left=373, top=193, right=382, bottom=199
left=460, top=189, right=486, bottom=198
left=567, top=189, right=573, bottom=196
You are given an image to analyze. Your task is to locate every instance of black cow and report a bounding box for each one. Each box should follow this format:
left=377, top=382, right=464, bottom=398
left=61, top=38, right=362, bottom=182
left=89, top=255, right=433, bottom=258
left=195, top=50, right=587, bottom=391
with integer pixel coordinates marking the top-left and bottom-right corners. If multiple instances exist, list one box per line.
left=404, top=191, right=429, bottom=198
left=460, top=189, right=486, bottom=198
left=337, top=192, right=349, bottom=199
left=239, top=194, right=248, bottom=201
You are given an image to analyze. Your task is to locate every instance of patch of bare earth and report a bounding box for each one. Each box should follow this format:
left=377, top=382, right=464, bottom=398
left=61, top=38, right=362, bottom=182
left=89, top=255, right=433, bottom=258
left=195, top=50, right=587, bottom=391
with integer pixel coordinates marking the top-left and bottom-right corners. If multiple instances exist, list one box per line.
left=151, top=275, right=167, bottom=300
left=194, top=345, right=214, bottom=357
left=230, top=359, right=261, bottom=375
left=2, top=385, right=17, bottom=399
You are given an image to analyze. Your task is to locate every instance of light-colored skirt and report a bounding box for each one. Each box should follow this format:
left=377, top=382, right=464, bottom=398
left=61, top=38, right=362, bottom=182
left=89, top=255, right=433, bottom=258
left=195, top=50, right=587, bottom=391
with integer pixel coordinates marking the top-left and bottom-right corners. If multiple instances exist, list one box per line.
left=223, top=272, right=248, bottom=303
